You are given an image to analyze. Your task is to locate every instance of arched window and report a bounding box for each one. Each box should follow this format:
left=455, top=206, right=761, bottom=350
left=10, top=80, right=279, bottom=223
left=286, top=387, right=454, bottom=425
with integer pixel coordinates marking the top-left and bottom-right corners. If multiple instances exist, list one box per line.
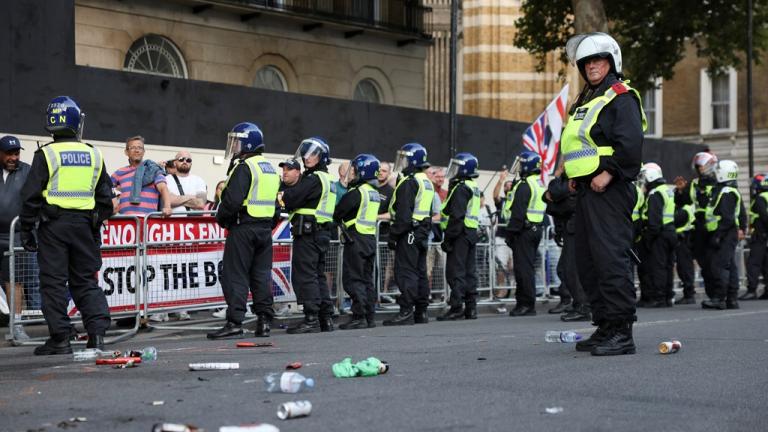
left=254, top=65, right=288, bottom=91
left=123, top=35, right=188, bottom=78
left=353, top=79, right=382, bottom=104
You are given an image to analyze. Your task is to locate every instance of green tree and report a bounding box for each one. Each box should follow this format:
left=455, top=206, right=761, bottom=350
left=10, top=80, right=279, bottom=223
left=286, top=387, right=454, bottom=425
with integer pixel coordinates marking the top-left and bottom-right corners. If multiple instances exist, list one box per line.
left=513, top=0, right=768, bottom=91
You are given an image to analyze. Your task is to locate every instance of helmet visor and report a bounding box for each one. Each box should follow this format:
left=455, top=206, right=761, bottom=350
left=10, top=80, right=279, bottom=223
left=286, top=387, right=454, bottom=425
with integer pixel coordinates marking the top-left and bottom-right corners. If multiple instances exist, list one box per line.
left=295, top=140, right=323, bottom=163
left=225, top=132, right=246, bottom=159
left=392, top=150, right=410, bottom=175
left=445, top=158, right=463, bottom=180
left=566, top=34, right=590, bottom=65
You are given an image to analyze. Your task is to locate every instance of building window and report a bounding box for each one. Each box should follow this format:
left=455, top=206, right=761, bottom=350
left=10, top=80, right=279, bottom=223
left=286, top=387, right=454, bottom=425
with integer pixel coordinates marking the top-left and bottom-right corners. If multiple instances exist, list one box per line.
left=254, top=66, right=287, bottom=91
left=123, top=35, right=188, bottom=78
left=700, top=68, right=737, bottom=134
left=353, top=79, right=381, bottom=104
left=642, top=79, right=663, bottom=137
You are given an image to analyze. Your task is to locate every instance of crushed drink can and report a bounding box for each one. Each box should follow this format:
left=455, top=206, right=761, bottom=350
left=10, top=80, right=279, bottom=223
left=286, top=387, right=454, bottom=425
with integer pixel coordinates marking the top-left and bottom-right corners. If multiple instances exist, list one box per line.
left=276, top=400, right=312, bottom=420
left=658, top=340, right=682, bottom=354
left=189, top=362, right=240, bottom=371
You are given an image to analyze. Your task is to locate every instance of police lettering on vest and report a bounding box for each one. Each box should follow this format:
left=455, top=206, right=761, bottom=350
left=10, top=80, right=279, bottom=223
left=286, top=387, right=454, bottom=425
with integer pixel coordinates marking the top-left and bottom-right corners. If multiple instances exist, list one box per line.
left=223, top=155, right=279, bottom=219
left=41, top=142, right=103, bottom=210
left=389, top=172, right=434, bottom=222
left=561, top=81, right=647, bottom=178
left=344, top=183, right=380, bottom=235
left=291, top=171, right=337, bottom=224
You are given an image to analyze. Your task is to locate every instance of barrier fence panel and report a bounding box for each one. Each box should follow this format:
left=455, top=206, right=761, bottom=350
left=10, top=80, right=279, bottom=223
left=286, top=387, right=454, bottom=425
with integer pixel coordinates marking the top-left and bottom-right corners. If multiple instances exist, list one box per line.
left=8, top=215, right=142, bottom=346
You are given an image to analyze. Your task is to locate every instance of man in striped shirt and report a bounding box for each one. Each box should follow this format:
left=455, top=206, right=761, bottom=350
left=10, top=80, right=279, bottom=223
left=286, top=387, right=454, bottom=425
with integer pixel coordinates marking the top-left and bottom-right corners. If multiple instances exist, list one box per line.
left=111, top=136, right=172, bottom=217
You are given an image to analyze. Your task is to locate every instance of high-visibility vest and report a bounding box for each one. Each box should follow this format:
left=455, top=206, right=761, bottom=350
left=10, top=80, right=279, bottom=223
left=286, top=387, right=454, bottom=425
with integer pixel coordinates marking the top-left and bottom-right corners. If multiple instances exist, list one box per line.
left=344, top=182, right=380, bottom=235
left=676, top=204, right=695, bottom=234
left=389, top=171, right=435, bottom=222
left=748, top=191, right=768, bottom=227
left=41, top=142, right=103, bottom=210
left=689, top=177, right=714, bottom=217
left=705, top=186, right=742, bottom=232
left=440, top=179, right=480, bottom=230
left=502, top=174, right=546, bottom=224
left=632, top=183, right=643, bottom=222
left=642, top=184, right=675, bottom=226
left=291, top=170, right=336, bottom=224
left=222, top=155, right=279, bottom=219
left=562, top=81, right=647, bottom=178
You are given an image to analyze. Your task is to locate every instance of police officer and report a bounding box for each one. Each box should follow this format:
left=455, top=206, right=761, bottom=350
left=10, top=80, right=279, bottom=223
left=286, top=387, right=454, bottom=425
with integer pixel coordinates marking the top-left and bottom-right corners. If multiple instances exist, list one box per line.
left=383, top=143, right=434, bottom=326
left=702, top=160, right=742, bottom=310
left=281, top=137, right=336, bottom=334
left=545, top=163, right=590, bottom=321
left=561, top=33, right=645, bottom=356
left=436, top=152, right=480, bottom=321
left=503, top=150, right=546, bottom=317
left=207, top=123, right=280, bottom=340
left=673, top=202, right=696, bottom=304
left=674, top=152, right=718, bottom=299
left=743, top=173, right=768, bottom=300
left=20, top=96, right=113, bottom=355
left=334, top=154, right=381, bottom=330
left=637, top=163, right=677, bottom=308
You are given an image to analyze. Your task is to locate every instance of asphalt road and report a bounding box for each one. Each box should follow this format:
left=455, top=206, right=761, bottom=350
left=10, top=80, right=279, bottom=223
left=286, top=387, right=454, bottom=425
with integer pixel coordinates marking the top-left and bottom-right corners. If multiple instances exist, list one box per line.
left=1, top=301, right=767, bottom=432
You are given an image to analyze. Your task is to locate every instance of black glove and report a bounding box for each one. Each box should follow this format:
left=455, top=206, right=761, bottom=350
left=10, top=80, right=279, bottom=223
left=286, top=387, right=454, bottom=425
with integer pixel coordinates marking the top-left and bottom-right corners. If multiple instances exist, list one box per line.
left=20, top=231, right=37, bottom=253
left=387, top=238, right=397, bottom=251
left=441, top=241, right=453, bottom=253
left=709, top=234, right=722, bottom=248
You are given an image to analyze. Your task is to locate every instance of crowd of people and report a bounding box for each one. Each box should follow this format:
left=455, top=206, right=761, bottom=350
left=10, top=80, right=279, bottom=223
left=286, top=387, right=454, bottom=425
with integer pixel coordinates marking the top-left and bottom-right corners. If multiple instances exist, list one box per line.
left=3, top=31, right=767, bottom=358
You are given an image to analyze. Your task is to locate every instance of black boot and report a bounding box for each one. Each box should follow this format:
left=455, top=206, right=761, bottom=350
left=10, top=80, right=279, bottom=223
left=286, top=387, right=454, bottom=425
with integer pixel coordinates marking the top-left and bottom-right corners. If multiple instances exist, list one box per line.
left=591, top=320, right=636, bottom=356
left=464, top=304, right=477, bottom=320
left=561, top=304, right=591, bottom=322
left=255, top=315, right=271, bottom=337
left=675, top=296, right=696, bottom=305
left=726, top=299, right=740, bottom=309
left=86, top=334, right=105, bottom=350
left=509, top=305, right=536, bottom=316
left=702, top=298, right=726, bottom=310
left=365, top=312, right=376, bottom=328
left=436, top=307, right=464, bottom=321
left=548, top=299, right=572, bottom=314
left=339, top=315, right=367, bottom=330
left=414, top=308, right=429, bottom=324
left=383, top=310, right=414, bottom=326
left=759, top=290, right=768, bottom=300
left=206, top=321, right=244, bottom=340
left=287, top=314, right=321, bottom=334
left=33, top=334, right=72, bottom=356
left=575, top=321, right=610, bottom=352
left=319, top=316, right=334, bottom=332
left=738, top=291, right=758, bottom=300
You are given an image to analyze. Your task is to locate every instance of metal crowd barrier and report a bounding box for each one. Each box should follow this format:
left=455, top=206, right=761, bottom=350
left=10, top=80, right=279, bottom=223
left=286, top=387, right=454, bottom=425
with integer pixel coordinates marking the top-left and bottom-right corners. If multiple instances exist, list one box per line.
left=7, top=215, right=142, bottom=346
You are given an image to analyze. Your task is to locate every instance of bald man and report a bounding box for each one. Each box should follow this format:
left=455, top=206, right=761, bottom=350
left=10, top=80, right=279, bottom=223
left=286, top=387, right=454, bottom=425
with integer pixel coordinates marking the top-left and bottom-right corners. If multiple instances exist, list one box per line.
left=165, top=150, right=208, bottom=213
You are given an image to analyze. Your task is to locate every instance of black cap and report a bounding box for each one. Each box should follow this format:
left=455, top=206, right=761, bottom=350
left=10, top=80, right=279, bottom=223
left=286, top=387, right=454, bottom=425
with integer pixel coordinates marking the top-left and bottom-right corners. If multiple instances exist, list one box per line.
left=0, top=136, right=23, bottom=152
left=279, top=159, right=301, bottom=170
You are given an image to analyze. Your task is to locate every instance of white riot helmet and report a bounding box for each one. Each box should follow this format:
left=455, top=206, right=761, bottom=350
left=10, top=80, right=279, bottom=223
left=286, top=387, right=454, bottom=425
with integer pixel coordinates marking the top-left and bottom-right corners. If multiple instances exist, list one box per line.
left=566, top=32, right=622, bottom=80
left=715, top=160, right=739, bottom=184
left=639, top=162, right=663, bottom=185
left=692, top=151, right=718, bottom=178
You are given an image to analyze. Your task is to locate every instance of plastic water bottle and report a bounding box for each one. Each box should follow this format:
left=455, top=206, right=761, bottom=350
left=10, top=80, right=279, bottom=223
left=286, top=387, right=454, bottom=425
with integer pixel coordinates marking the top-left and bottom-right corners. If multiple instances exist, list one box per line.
left=140, top=346, right=158, bottom=362
left=545, top=331, right=582, bottom=343
left=72, top=349, right=105, bottom=361
left=264, top=372, right=315, bottom=393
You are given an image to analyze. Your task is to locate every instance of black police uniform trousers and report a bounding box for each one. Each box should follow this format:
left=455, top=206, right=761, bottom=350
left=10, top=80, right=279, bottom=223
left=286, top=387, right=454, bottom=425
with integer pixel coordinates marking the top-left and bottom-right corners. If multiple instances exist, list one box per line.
left=691, top=223, right=713, bottom=298
left=394, top=225, right=430, bottom=313
left=642, top=229, right=677, bottom=302
left=561, top=220, right=587, bottom=307
left=37, top=212, right=110, bottom=337
left=446, top=234, right=478, bottom=310
left=675, top=231, right=696, bottom=298
left=574, top=181, right=636, bottom=323
left=221, top=221, right=274, bottom=324
left=292, top=228, right=333, bottom=317
left=508, top=226, right=542, bottom=308
left=705, top=229, right=738, bottom=300
left=746, top=231, right=768, bottom=293
left=342, top=230, right=377, bottom=319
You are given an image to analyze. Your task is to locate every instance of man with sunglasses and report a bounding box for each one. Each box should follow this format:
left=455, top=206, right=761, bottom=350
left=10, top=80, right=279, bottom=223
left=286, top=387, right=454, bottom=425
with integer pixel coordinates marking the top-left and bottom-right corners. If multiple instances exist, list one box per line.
left=164, top=151, right=207, bottom=214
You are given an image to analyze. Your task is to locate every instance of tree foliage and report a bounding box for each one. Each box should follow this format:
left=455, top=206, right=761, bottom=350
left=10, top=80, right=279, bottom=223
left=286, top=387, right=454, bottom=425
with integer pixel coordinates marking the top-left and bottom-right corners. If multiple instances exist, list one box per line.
left=513, top=0, right=768, bottom=92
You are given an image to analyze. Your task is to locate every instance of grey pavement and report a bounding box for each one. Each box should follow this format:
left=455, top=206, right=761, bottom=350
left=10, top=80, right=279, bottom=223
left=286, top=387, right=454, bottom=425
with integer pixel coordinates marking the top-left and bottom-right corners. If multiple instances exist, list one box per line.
left=1, top=301, right=768, bottom=432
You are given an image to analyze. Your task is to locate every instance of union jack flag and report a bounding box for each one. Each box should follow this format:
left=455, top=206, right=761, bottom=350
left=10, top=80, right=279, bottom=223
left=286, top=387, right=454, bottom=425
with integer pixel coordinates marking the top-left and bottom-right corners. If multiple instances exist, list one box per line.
left=522, top=85, right=569, bottom=182
left=271, top=219, right=294, bottom=299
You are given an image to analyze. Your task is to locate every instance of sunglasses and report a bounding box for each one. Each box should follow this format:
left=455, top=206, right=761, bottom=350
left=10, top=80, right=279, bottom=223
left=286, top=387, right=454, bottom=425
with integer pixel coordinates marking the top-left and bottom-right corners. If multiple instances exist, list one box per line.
left=177, top=157, right=192, bottom=163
